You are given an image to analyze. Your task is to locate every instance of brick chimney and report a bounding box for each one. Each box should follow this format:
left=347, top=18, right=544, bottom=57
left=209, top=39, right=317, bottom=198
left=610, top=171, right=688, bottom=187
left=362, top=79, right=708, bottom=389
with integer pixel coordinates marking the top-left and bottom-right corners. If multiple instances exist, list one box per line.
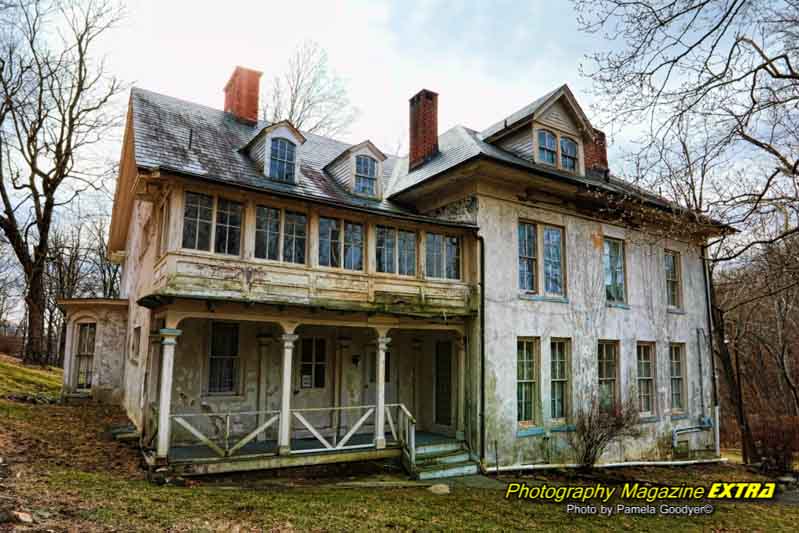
left=224, top=66, right=263, bottom=125
left=584, top=128, right=609, bottom=177
left=409, top=89, right=439, bottom=170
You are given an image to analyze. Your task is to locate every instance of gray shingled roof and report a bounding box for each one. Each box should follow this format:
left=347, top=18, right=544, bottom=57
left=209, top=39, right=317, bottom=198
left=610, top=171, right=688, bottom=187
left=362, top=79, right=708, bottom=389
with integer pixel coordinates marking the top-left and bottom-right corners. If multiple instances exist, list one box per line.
left=130, top=88, right=470, bottom=227
left=479, top=85, right=563, bottom=140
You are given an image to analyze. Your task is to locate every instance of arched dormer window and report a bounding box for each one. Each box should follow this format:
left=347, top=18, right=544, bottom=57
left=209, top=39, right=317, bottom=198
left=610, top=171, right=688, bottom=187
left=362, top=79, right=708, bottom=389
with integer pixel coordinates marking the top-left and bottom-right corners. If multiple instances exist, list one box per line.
left=560, top=136, right=578, bottom=171
left=354, top=155, right=378, bottom=196
left=270, top=137, right=296, bottom=182
left=538, top=130, right=557, bottom=165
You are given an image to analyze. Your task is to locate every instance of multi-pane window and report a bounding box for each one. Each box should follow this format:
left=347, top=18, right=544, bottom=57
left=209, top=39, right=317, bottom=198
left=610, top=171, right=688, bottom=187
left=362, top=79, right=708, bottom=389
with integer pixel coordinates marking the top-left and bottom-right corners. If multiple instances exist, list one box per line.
left=426, top=233, right=460, bottom=280
left=376, top=226, right=396, bottom=273
left=665, top=250, right=682, bottom=308
left=355, top=155, right=378, bottom=196
left=208, top=322, right=239, bottom=395
left=398, top=230, right=416, bottom=276
left=182, top=192, right=213, bottom=250
left=637, top=343, right=655, bottom=415
left=76, top=323, right=96, bottom=389
left=538, top=130, right=557, bottom=165
left=603, top=238, right=626, bottom=303
left=543, top=226, right=564, bottom=295
left=598, top=341, right=618, bottom=411
left=560, top=137, right=578, bottom=171
left=270, top=138, right=296, bottom=182
left=300, top=338, right=327, bottom=389
left=283, top=212, right=307, bottom=264
left=319, top=217, right=341, bottom=268
left=670, top=344, right=685, bottom=411
left=517, top=339, right=539, bottom=424
left=518, top=222, right=537, bottom=291
left=214, top=198, right=243, bottom=255
left=255, top=206, right=281, bottom=260
left=551, top=339, right=570, bottom=419
left=343, top=222, right=364, bottom=270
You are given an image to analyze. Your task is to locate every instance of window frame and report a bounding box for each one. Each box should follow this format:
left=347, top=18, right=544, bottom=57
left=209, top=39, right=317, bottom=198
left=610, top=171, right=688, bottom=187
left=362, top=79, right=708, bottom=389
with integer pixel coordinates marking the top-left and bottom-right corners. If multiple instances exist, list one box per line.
left=282, top=210, right=308, bottom=265
left=536, top=128, right=581, bottom=173
left=206, top=321, right=242, bottom=397
left=550, top=338, right=571, bottom=421
left=299, top=337, right=328, bottom=389
left=425, top=231, right=461, bottom=281
left=517, top=338, right=540, bottom=426
left=75, top=321, right=96, bottom=390
left=603, top=237, right=627, bottom=304
left=636, top=342, right=656, bottom=417
left=269, top=137, right=297, bottom=183
left=213, top=197, right=244, bottom=256
left=375, top=225, right=418, bottom=277
left=181, top=191, right=214, bottom=252
left=318, top=216, right=364, bottom=271
left=181, top=191, right=246, bottom=258
left=537, top=129, right=557, bottom=166
left=518, top=221, right=566, bottom=297
left=254, top=204, right=283, bottom=262
left=664, top=249, right=682, bottom=309
left=354, top=154, right=379, bottom=197
left=560, top=136, right=578, bottom=171
left=597, top=340, right=619, bottom=412
left=670, top=343, right=687, bottom=413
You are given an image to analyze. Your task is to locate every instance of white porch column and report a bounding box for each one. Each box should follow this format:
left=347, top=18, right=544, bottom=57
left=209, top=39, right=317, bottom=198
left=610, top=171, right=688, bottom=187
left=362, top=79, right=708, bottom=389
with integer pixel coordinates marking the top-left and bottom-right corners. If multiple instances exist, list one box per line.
left=156, top=328, right=182, bottom=458
left=456, top=336, right=466, bottom=441
left=375, top=335, right=391, bottom=449
left=278, top=332, right=298, bottom=455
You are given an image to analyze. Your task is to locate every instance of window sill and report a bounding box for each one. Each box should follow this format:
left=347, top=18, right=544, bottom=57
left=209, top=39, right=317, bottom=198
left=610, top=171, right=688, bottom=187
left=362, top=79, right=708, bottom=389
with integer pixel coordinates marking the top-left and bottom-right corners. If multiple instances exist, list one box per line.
left=667, top=308, right=686, bottom=315
left=201, top=394, right=246, bottom=402
left=519, top=293, right=568, bottom=304
left=670, top=414, right=689, bottom=421
left=550, top=424, right=576, bottom=433
left=606, top=302, right=630, bottom=310
left=638, top=415, right=660, bottom=424
left=517, top=426, right=546, bottom=438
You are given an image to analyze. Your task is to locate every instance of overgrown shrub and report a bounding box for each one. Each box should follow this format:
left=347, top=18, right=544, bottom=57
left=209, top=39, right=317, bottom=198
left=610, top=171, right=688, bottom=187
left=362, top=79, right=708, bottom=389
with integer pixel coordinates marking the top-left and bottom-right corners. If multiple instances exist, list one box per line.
left=568, top=394, right=641, bottom=470
left=755, top=419, right=799, bottom=475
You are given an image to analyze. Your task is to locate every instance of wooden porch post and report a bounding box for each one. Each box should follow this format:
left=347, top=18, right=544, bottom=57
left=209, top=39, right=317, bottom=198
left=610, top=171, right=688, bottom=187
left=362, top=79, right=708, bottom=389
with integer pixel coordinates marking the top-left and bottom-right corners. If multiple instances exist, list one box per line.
left=156, top=328, right=182, bottom=458
left=456, top=336, right=466, bottom=441
left=278, top=332, right=298, bottom=455
left=375, top=334, right=391, bottom=449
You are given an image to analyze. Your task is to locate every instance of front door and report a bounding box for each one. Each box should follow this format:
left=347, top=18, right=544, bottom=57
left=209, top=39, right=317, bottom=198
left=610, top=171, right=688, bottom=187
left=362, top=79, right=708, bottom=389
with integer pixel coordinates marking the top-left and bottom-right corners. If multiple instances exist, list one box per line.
left=293, top=337, right=333, bottom=433
left=434, top=341, right=453, bottom=427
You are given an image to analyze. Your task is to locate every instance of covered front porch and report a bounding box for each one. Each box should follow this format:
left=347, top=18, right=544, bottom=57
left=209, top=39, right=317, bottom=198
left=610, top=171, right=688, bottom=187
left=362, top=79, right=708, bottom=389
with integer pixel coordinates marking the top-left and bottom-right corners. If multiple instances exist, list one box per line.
left=141, top=300, right=472, bottom=477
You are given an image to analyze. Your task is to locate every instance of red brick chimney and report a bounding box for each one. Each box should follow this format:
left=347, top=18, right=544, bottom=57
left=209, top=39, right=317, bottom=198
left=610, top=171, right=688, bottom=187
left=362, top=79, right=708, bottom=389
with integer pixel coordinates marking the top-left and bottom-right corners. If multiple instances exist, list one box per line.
left=224, top=66, right=263, bottom=125
left=409, top=89, right=439, bottom=170
left=585, top=128, right=609, bottom=176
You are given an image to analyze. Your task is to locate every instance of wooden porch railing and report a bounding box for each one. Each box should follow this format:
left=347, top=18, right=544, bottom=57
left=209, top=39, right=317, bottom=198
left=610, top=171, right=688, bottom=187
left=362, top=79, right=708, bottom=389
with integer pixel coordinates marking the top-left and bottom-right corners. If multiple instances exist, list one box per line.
left=169, top=409, right=280, bottom=458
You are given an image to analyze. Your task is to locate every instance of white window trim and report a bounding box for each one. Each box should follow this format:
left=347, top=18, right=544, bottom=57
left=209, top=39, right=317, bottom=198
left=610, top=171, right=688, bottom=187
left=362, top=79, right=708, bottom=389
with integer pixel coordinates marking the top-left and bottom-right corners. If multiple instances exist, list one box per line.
left=180, top=191, right=245, bottom=258
left=318, top=216, right=365, bottom=272
left=424, top=231, right=462, bottom=281
left=665, top=249, right=683, bottom=310
left=669, top=343, right=687, bottom=414
left=550, top=338, right=571, bottom=422
left=517, top=337, right=541, bottom=426
left=533, top=126, right=584, bottom=175
left=518, top=221, right=567, bottom=297
left=636, top=342, right=657, bottom=417
left=265, top=136, right=300, bottom=183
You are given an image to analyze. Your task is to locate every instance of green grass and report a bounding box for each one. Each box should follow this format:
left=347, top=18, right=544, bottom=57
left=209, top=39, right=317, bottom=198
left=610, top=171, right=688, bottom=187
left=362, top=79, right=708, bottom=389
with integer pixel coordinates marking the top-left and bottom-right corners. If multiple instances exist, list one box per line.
left=0, top=355, right=62, bottom=396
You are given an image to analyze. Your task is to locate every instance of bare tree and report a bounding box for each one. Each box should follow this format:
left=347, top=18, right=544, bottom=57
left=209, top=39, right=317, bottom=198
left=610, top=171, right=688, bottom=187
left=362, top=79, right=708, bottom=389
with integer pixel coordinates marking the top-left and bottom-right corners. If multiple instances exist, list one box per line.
left=0, top=0, right=124, bottom=364
left=262, top=41, right=358, bottom=137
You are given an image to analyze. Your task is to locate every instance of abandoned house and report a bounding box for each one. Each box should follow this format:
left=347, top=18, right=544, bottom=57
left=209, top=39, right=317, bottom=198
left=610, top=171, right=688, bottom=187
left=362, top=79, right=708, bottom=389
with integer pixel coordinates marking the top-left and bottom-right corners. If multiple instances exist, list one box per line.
left=58, top=66, right=726, bottom=479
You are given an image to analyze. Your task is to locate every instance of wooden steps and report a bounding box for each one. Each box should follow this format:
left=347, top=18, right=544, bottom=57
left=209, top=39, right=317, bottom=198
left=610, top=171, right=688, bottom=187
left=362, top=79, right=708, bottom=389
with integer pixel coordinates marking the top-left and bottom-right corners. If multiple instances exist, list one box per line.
left=412, top=439, right=479, bottom=480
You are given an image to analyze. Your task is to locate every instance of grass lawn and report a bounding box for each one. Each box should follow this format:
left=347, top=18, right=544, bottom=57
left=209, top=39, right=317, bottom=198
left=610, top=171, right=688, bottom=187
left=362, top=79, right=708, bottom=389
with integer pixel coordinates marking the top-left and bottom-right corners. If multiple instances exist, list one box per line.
left=1, top=354, right=798, bottom=531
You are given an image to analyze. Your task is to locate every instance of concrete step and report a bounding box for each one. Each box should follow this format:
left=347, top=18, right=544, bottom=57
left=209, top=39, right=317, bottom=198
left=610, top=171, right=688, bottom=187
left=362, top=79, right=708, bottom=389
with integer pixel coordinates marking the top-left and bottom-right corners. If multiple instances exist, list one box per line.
left=417, top=460, right=480, bottom=480
left=415, top=440, right=463, bottom=457
left=415, top=449, right=470, bottom=467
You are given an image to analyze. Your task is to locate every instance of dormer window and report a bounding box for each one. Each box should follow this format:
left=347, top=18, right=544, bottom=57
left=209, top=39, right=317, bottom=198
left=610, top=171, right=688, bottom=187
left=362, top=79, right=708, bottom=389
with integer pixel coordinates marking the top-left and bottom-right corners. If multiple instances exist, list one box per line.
left=355, top=155, right=377, bottom=196
left=560, top=137, right=578, bottom=171
left=538, top=130, right=557, bottom=165
left=270, top=138, right=296, bottom=182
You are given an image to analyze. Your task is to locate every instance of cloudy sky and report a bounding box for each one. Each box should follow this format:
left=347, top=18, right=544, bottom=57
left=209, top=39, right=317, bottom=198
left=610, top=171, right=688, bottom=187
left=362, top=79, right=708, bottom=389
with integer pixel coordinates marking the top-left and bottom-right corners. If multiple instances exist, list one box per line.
left=104, top=0, right=614, bottom=154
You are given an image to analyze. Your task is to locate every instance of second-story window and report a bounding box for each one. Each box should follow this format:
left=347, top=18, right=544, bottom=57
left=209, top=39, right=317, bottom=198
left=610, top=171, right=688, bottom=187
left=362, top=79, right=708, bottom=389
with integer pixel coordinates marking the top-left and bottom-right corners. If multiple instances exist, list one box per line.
left=270, top=138, right=296, bottom=182
left=518, top=222, right=537, bottom=291
left=426, top=233, right=460, bottom=280
left=603, top=237, right=626, bottom=304
left=255, top=206, right=281, bottom=260
left=182, top=192, right=213, bottom=251
left=355, top=155, right=377, bottom=196
left=538, top=130, right=557, bottom=165
left=283, top=211, right=307, bottom=264
left=343, top=222, right=364, bottom=270
left=214, top=198, right=243, bottom=255
left=543, top=226, right=564, bottom=295
left=319, top=217, right=341, bottom=267
left=398, top=230, right=416, bottom=276
left=560, top=137, right=578, bottom=171
left=376, top=226, right=396, bottom=273
left=665, top=250, right=682, bottom=308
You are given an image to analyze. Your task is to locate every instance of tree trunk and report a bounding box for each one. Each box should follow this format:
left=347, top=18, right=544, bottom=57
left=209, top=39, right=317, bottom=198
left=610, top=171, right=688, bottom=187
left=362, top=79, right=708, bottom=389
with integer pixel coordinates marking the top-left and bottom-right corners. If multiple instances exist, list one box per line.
left=23, top=271, right=47, bottom=366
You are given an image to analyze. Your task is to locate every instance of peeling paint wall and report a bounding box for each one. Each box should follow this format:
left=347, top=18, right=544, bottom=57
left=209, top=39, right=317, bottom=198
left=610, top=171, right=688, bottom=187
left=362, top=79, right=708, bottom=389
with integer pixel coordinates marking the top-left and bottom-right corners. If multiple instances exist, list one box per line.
left=476, top=189, right=714, bottom=467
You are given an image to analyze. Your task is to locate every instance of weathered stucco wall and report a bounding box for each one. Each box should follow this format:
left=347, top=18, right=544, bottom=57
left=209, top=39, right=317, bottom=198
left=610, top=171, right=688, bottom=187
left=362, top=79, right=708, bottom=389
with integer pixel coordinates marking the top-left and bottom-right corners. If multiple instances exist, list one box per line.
left=476, top=191, right=715, bottom=467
